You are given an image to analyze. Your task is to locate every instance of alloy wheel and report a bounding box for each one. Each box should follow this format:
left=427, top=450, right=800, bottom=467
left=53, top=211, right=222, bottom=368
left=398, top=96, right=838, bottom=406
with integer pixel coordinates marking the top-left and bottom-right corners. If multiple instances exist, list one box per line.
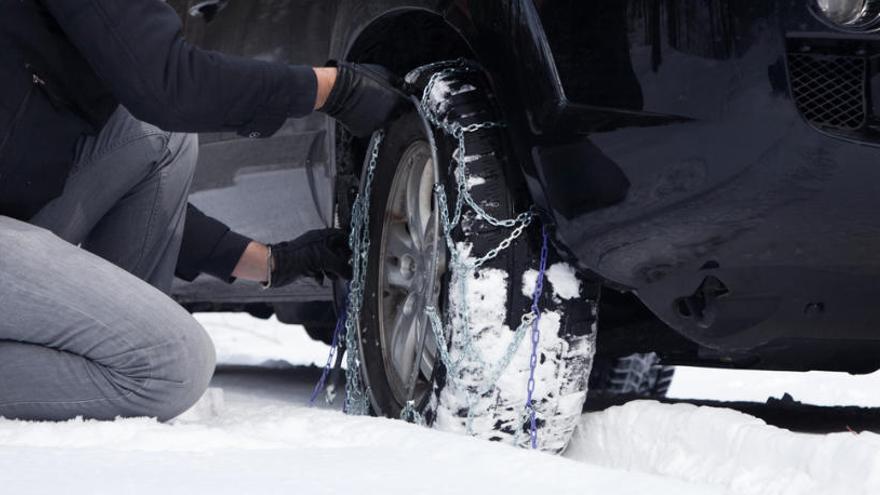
left=377, top=140, right=446, bottom=406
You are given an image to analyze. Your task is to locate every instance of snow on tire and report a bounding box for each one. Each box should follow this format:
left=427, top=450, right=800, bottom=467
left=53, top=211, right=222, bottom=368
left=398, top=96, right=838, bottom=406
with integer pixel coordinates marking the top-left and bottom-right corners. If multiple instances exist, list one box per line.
left=403, top=61, right=599, bottom=454
left=356, top=61, right=596, bottom=453
left=431, top=260, right=598, bottom=454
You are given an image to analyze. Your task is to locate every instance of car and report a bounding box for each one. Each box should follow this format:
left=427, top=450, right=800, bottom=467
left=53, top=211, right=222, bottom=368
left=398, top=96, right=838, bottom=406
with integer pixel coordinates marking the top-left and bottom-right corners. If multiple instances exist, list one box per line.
left=168, top=0, right=880, bottom=452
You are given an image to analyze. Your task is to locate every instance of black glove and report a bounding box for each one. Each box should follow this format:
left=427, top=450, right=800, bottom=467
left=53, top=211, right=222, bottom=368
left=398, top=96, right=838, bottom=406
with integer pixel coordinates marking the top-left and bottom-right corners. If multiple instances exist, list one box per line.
left=267, top=229, right=352, bottom=288
left=319, top=62, right=408, bottom=137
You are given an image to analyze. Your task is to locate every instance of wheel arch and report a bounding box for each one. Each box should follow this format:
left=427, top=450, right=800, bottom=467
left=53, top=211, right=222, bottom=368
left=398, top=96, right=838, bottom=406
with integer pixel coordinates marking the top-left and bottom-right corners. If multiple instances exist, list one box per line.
left=334, top=5, right=565, bottom=233
left=331, top=9, right=483, bottom=217
left=342, top=9, right=475, bottom=76
left=331, top=4, right=574, bottom=281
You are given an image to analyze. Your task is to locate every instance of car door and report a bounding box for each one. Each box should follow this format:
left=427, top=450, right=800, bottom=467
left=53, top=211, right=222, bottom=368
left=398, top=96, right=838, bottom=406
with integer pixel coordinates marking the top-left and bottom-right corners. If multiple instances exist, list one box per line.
left=167, top=0, right=338, bottom=306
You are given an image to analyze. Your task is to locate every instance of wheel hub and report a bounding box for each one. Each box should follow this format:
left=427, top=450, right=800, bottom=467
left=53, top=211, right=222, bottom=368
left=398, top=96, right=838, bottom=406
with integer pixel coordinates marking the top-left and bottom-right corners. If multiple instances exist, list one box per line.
left=399, top=254, right=417, bottom=280
left=377, top=140, right=446, bottom=407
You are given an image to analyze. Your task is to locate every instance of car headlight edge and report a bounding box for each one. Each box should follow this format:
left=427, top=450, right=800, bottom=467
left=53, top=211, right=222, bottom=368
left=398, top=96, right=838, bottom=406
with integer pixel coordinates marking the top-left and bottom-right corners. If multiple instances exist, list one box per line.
left=812, top=0, right=880, bottom=29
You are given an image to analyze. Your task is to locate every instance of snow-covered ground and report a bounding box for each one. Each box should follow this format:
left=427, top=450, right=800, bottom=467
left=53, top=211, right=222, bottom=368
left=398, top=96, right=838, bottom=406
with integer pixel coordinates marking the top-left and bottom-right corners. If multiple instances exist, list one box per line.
left=195, top=312, right=331, bottom=368
left=2, top=313, right=879, bottom=495
left=669, top=365, right=880, bottom=408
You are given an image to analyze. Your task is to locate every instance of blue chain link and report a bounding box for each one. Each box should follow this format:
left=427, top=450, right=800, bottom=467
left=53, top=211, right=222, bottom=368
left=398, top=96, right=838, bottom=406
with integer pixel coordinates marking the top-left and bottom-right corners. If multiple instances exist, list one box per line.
left=308, top=308, right=346, bottom=407
left=526, top=225, right=550, bottom=449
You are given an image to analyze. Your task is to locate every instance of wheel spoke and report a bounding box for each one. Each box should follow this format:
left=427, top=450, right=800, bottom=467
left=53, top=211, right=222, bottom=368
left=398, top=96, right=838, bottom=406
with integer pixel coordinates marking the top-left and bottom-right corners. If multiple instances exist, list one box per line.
left=404, top=299, right=429, bottom=399
left=405, top=182, right=426, bottom=251
left=385, top=222, right=418, bottom=260
left=423, top=211, right=442, bottom=255
left=422, top=211, right=447, bottom=294
left=406, top=157, right=435, bottom=251
left=406, top=201, right=425, bottom=250
left=390, top=295, right=420, bottom=383
left=419, top=327, right=438, bottom=380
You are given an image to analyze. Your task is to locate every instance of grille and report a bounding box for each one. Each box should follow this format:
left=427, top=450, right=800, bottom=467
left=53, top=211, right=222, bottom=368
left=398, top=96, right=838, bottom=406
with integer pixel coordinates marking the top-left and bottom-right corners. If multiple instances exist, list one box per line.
left=789, top=53, right=867, bottom=131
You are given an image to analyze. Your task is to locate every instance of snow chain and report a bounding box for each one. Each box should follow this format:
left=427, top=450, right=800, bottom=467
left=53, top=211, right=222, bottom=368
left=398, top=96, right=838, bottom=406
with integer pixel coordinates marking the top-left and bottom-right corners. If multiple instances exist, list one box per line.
left=315, top=62, right=549, bottom=449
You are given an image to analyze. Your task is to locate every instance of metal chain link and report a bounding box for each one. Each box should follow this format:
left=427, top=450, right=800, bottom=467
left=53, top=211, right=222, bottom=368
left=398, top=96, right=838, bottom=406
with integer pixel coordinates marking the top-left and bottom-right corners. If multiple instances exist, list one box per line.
left=320, top=64, right=548, bottom=448
left=341, top=130, right=385, bottom=415
left=309, top=313, right=345, bottom=406
left=418, top=67, right=547, bottom=440
left=400, top=400, right=426, bottom=426
left=526, top=226, right=550, bottom=448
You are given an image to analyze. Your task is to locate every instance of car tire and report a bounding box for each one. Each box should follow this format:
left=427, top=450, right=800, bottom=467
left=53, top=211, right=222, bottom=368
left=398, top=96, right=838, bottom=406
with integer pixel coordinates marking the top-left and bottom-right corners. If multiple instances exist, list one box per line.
left=355, top=61, right=598, bottom=453
left=589, top=353, right=675, bottom=397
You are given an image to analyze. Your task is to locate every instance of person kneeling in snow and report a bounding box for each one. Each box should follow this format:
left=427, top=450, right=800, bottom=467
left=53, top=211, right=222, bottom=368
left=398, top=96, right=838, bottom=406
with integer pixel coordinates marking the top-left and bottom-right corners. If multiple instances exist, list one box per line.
left=0, top=0, right=406, bottom=421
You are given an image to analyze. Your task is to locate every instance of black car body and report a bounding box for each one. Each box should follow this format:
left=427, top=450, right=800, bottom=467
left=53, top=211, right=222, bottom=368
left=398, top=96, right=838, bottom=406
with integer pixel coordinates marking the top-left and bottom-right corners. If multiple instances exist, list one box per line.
left=171, top=0, right=880, bottom=375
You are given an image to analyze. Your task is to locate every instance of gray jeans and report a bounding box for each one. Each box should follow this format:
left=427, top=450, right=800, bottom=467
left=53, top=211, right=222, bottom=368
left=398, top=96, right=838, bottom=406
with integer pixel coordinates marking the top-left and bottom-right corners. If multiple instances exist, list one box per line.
left=0, top=107, right=215, bottom=421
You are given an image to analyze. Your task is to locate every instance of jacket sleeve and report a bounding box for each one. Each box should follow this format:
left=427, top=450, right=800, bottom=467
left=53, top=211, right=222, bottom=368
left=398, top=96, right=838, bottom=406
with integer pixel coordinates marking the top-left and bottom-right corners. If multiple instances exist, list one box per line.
left=176, top=204, right=253, bottom=283
left=40, top=0, right=317, bottom=137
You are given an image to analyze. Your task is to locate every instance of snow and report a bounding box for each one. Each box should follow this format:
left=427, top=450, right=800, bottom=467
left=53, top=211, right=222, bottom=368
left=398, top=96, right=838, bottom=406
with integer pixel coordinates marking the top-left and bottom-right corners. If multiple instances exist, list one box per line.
left=523, top=263, right=582, bottom=301
left=436, top=254, right=587, bottom=452
left=424, top=75, right=477, bottom=119
left=428, top=79, right=476, bottom=107
left=546, top=263, right=582, bottom=300
left=467, top=175, right=487, bottom=187
left=568, top=401, right=880, bottom=495
left=0, top=378, right=724, bottom=495
left=447, top=266, right=513, bottom=366
left=194, top=313, right=330, bottom=368
left=668, top=366, right=880, bottom=408
left=3, top=313, right=880, bottom=494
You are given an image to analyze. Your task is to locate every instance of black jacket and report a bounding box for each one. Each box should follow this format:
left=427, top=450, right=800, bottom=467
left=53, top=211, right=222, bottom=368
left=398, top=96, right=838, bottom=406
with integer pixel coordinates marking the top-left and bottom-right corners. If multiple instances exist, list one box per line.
left=1, top=0, right=317, bottom=279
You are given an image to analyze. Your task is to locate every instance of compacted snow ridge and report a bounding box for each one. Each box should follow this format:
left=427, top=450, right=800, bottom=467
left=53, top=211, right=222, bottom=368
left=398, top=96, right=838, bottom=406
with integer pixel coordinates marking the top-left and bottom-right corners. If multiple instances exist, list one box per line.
left=567, top=400, right=880, bottom=495
left=0, top=375, right=725, bottom=495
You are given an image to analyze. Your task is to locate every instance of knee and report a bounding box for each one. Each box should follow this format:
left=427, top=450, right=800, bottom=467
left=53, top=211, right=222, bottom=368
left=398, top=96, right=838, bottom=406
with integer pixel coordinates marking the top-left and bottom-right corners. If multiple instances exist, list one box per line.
left=135, top=312, right=216, bottom=421
left=0, top=218, right=67, bottom=273
left=162, top=318, right=215, bottom=421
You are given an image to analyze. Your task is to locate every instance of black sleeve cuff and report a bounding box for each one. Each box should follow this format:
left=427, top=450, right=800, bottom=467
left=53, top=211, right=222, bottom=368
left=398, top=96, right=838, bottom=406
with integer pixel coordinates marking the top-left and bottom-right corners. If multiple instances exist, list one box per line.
left=202, top=230, right=253, bottom=282
left=176, top=204, right=252, bottom=283
left=287, top=64, right=318, bottom=118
